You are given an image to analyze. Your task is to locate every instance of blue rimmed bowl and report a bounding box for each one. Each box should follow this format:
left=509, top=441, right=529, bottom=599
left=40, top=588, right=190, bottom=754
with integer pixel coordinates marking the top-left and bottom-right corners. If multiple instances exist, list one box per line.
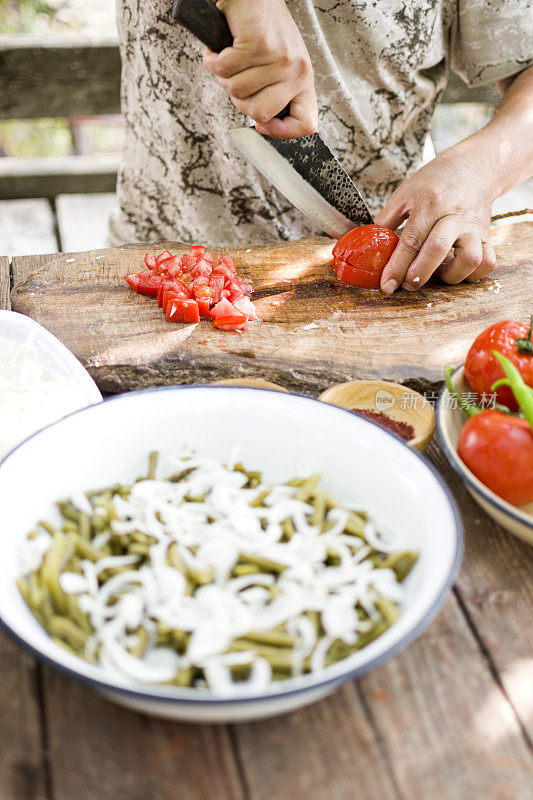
left=0, top=386, right=462, bottom=722
left=437, top=365, right=533, bottom=546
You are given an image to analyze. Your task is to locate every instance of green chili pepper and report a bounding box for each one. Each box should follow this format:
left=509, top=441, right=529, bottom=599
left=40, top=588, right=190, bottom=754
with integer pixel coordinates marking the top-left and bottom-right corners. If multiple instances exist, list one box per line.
left=491, top=351, right=533, bottom=430
left=445, top=366, right=510, bottom=417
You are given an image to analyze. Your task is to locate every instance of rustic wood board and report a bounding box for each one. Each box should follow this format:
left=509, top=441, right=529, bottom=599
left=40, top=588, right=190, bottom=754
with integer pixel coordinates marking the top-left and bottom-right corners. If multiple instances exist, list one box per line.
left=11, top=222, right=533, bottom=393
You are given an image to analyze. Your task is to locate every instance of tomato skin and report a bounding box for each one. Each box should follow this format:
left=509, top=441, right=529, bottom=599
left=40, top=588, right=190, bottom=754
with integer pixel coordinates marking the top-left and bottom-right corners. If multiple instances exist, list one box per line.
left=212, top=315, right=247, bottom=331
left=464, top=321, right=533, bottom=411
left=125, top=273, right=141, bottom=292
left=163, top=288, right=189, bottom=315
left=197, top=299, right=211, bottom=317
left=457, top=410, right=533, bottom=506
left=167, top=299, right=200, bottom=323
left=126, top=272, right=161, bottom=297
left=332, top=225, right=399, bottom=290
left=156, top=250, right=172, bottom=264
left=144, top=253, right=156, bottom=270
left=157, top=280, right=177, bottom=308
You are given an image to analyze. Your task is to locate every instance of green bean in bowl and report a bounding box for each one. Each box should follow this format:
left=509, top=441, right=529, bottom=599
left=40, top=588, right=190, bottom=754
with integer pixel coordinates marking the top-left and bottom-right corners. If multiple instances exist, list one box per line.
left=18, top=451, right=417, bottom=695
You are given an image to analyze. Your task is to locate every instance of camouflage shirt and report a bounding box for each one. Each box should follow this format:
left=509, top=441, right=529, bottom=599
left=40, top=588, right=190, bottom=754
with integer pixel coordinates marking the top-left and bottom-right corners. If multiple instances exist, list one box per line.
left=110, top=0, right=533, bottom=245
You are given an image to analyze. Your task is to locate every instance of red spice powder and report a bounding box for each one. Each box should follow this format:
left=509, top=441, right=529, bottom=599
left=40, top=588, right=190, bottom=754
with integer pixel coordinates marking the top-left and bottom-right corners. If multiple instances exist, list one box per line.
left=351, top=408, right=415, bottom=441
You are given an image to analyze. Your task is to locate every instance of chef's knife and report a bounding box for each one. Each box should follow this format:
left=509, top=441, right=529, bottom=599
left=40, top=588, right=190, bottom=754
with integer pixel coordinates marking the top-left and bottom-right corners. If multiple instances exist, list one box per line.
left=171, top=0, right=373, bottom=236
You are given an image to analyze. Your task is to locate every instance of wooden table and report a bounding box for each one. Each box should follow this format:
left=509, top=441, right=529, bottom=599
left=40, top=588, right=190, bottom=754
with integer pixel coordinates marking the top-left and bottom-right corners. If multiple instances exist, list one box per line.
left=1, top=255, right=533, bottom=800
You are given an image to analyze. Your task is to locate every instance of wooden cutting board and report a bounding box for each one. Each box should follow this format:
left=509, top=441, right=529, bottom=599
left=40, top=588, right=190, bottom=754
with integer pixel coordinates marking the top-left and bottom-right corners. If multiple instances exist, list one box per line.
left=11, top=222, right=533, bottom=394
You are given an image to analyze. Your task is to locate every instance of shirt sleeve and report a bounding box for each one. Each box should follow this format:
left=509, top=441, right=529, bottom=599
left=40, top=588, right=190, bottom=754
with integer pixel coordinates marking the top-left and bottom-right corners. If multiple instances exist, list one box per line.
left=450, top=0, right=533, bottom=87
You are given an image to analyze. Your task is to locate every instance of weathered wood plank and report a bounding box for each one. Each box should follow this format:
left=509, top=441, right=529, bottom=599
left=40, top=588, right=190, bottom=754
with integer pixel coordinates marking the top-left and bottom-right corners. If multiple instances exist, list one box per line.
left=9, top=223, right=533, bottom=394
left=40, top=667, right=244, bottom=800
left=0, top=255, right=9, bottom=310
left=232, top=682, right=401, bottom=800
left=233, top=593, right=533, bottom=800
left=427, top=439, right=533, bottom=744
left=0, top=155, right=119, bottom=201
left=0, top=633, right=47, bottom=800
left=56, top=193, right=116, bottom=253
left=353, top=596, right=533, bottom=800
left=0, top=36, right=120, bottom=120
left=0, top=199, right=58, bottom=258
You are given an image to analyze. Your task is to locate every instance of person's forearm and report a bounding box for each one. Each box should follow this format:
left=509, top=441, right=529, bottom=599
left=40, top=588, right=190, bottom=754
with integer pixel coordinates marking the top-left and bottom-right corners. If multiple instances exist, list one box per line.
left=455, top=66, right=533, bottom=199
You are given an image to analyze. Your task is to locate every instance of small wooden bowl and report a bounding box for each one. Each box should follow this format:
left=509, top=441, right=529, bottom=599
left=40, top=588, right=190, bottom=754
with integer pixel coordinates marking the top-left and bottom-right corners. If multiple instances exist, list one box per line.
left=211, top=378, right=288, bottom=392
left=318, top=380, right=435, bottom=451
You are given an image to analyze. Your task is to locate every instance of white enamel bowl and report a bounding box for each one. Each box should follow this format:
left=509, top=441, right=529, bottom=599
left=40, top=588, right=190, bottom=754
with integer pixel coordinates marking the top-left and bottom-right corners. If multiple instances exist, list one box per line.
left=437, top=366, right=533, bottom=545
left=0, top=387, right=462, bottom=723
left=0, top=310, right=102, bottom=461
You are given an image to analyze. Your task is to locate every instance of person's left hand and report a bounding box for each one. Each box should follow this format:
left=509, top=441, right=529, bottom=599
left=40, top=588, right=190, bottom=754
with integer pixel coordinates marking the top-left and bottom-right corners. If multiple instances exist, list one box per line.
left=375, top=141, right=498, bottom=293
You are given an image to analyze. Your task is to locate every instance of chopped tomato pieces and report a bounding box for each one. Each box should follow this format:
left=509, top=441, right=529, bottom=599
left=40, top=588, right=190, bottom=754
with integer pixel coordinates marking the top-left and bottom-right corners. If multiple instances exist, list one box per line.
left=125, top=246, right=258, bottom=331
left=144, top=253, right=156, bottom=270
left=155, top=250, right=172, bottom=264
left=212, top=315, right=247, bottom=331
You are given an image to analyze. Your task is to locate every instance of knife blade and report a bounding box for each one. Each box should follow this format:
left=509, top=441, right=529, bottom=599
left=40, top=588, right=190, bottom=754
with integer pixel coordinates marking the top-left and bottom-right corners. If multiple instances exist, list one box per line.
left=171, top=0, right=374, bottom=237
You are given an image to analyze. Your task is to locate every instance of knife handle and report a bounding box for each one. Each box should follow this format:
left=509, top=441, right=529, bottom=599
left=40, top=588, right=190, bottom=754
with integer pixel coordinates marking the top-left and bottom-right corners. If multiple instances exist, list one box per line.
left=171, top=0, right=290, bottom=119
left=171, top=0, right=233, bottom=53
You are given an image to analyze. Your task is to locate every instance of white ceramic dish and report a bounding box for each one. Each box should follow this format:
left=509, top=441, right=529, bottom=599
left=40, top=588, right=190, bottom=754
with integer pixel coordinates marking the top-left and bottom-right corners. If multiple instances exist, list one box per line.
left=0, top=387, right=462, bottom=722
left=437, top=365, right=533, bottom=545
left=0, top=311, right=102, bottom=460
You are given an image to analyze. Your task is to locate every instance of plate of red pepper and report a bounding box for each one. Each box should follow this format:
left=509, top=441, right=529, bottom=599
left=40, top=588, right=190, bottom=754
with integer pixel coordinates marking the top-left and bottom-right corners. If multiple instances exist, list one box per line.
left=437, top=316, right=533, bottom=544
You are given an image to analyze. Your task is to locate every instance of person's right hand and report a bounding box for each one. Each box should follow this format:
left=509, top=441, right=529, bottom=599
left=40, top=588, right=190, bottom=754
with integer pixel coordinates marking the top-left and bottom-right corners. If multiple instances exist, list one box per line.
left=203, top=0, right=318, bottom=139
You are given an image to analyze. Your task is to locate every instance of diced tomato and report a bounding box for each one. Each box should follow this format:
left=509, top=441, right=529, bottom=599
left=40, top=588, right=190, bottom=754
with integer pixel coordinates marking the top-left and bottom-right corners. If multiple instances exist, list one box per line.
left=233, top=296, right=258, bottom=320
left=192, top=257, right=213, bottom=278
left=157, top=279, right=177, bottom=307
left=212, top=315, right=247, bottom=331
left=163, top=288, right=190, bottom=315
left=127, top=246, right=258, bottom=331
left=218, top=254, right=237, bottom=274
left=208, top=275, right=225, bottom=303
left=156, top=250, right=172, bottom=264
left=125, top=272, right=161, bottom=297
left=156, top=255, right=181, bottom=277
left=213, top=263, right=235, bottom=280
left=197, top=299, right=211, bottom=317
left=209, top=297, right=240, bottom=320
left=125, top=273, right=141, bottom=292
left=167, top=298, right=200, bottom=324
left=179, top=254, right=196, bottom=273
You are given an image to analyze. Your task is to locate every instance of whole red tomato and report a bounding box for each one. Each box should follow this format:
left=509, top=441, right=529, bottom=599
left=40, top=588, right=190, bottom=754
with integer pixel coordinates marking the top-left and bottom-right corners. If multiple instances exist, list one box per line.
left=457, top=410, right=533, bottom=506
left=464, top=319, right=533, bottom=410
left=333, top=225, right=399, bottom=290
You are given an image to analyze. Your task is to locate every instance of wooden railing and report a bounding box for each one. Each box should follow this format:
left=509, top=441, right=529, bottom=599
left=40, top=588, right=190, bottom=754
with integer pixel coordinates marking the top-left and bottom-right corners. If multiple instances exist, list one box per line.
left=0, top=35, right=499, bottom=201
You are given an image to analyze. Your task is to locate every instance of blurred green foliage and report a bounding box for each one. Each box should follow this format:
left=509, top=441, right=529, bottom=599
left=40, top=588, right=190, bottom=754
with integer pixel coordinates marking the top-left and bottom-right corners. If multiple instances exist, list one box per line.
left=0, top=0, right=55, bottom=34
left=0, top=119, right=72, bottom=157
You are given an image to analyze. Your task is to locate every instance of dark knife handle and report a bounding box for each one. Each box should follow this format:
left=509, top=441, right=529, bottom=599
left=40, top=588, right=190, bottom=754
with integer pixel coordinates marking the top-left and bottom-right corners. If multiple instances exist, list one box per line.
left=171, top=0, right=233, bottom=53
left=171, top=0, right=290, bottom=119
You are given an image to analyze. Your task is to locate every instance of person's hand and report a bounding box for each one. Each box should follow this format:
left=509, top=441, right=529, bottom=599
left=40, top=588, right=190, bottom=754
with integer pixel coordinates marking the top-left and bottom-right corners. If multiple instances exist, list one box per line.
left=375, top=141, right=497, bottom=293
left=203, top=0, right=317, bottom=139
